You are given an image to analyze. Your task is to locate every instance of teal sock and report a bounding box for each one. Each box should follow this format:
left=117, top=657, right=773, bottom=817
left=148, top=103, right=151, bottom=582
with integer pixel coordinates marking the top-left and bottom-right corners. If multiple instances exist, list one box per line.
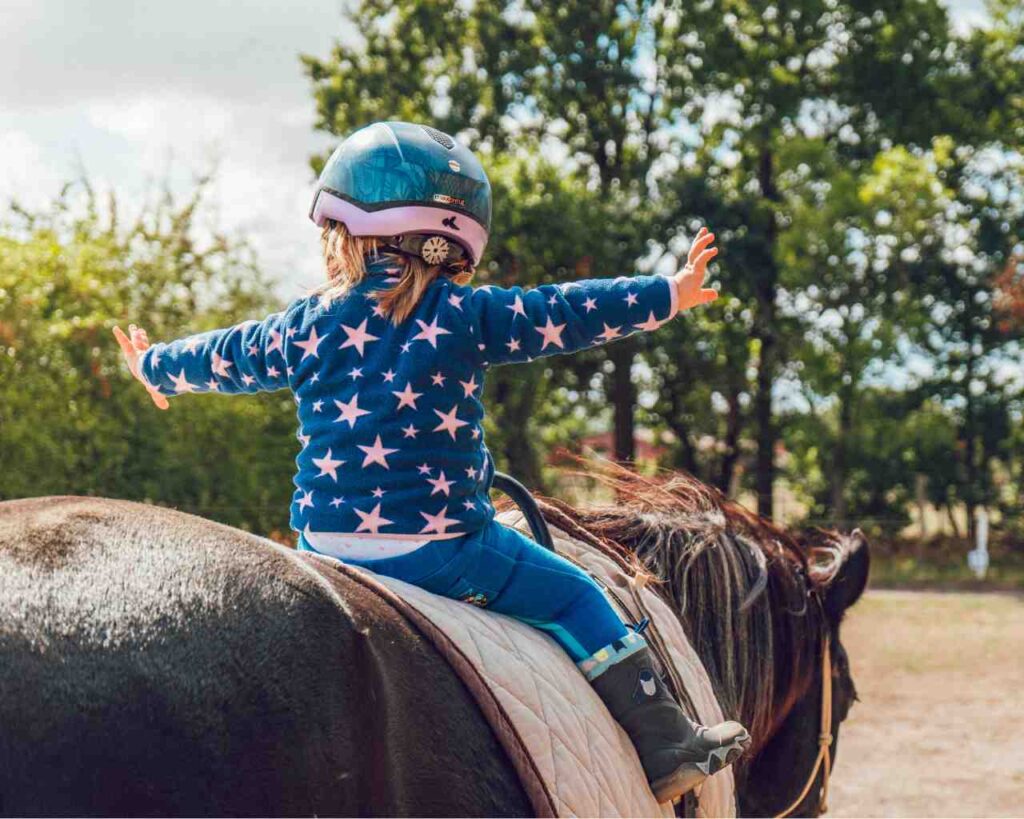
left=577, top=631, right=647, bottom=681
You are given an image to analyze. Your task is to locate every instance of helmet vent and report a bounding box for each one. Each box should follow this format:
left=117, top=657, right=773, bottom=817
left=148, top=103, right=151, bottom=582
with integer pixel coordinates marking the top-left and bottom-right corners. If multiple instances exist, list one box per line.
left=421, top=125, right=455, bottom=150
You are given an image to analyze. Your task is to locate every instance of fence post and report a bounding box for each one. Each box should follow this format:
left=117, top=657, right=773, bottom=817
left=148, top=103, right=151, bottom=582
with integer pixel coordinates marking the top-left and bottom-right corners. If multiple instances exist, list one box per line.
left=967, top=506, right=989, bottom=580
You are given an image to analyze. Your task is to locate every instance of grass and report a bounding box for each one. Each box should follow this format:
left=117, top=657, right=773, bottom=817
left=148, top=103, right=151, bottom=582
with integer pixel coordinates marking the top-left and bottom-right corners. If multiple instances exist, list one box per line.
left=869, top=553, right=1024, bottom=591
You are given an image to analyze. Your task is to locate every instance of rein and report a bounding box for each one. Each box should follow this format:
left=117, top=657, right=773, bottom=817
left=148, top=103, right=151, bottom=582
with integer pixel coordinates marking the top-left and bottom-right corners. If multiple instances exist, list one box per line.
left=775, top=635, right=833, bottom=818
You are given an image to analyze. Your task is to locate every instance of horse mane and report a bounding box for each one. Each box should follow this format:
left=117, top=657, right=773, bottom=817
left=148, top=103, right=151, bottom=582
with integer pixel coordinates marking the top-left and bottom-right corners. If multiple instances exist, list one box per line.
left=536, top=460, right=849, bottom=754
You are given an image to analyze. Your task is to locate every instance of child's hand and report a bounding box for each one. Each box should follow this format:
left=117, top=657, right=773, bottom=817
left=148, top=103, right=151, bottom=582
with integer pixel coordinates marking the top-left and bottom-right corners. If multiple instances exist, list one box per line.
left=113, top=324, right=170, bottom=410
left=673, top=227, right=720, bottom=312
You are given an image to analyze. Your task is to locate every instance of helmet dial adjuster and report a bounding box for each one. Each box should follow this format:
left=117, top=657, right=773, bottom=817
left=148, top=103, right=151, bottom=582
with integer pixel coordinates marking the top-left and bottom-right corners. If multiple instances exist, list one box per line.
left=387, top=233, right=468, bottom=267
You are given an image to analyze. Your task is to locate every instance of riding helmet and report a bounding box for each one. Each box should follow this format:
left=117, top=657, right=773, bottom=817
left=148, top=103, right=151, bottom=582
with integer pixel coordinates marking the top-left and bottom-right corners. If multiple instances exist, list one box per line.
left=310, top=121, right=492, bottom=266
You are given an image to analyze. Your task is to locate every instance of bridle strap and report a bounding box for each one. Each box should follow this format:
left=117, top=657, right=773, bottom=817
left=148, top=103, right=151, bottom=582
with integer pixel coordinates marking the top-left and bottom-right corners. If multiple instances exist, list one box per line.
left=775, top=636, right=833, bottom=818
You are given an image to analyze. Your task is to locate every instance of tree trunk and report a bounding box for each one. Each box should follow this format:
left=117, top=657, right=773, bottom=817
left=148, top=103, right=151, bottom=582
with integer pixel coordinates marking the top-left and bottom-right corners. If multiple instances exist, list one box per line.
left=609, top=338, right=638, bottom=462
left=946, top=500, right=962, bottom=539
left=963, top=407, right=977, bottom=546
left=831, top=382, right=854, bottom=527
left=716, top=386, right=742, bottom=495
left=962, top=325, right=978, bottom=545
left=914, top=473, right=929, bottom=543
left=754, top=145, right=780, bottom=519
left=492, top=370, right=545, bottom=489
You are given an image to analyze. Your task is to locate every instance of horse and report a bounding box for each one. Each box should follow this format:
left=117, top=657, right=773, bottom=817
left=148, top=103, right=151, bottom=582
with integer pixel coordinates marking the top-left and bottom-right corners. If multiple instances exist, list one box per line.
left=0, top=473, right=868, bottom=817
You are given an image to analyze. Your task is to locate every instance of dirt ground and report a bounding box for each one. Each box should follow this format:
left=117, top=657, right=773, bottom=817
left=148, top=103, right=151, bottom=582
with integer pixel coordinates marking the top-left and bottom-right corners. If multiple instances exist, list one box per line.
left=827, top=590, right=1024, bottom=818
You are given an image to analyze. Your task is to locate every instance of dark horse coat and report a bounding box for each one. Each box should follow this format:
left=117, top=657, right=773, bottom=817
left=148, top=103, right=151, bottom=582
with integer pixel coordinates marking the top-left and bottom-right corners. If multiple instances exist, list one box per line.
left=0, top=497, right=531, bottom=816
left=0, top=494, right=869, bottom=817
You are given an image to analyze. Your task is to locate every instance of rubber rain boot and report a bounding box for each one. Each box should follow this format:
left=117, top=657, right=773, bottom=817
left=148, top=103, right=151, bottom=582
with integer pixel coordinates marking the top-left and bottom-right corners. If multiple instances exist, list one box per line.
left=590, top=646, right=750, bottom=803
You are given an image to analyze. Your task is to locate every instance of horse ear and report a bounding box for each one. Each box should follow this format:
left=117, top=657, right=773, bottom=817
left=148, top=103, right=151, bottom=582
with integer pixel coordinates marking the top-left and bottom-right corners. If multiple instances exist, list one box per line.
left=823, top=529, right=870, bottom=621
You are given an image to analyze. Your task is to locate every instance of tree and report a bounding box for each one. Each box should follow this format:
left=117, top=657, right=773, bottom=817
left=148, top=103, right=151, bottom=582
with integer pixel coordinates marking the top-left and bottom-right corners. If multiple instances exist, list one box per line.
left=858, top=135, right=1024, bottom=539
left=652, top=0, right=967, bottom=516
left=0, top=182, right=298, bottom=535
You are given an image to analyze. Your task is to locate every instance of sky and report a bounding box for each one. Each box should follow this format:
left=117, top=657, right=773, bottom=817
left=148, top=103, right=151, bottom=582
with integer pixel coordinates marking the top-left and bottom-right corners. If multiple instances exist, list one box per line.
left=0, top=0, right=990, bottom=300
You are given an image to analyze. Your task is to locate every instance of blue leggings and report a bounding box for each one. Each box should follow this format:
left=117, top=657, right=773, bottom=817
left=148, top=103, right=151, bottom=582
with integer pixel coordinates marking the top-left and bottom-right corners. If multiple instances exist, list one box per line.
left=299, top=519, right=638, bottom=667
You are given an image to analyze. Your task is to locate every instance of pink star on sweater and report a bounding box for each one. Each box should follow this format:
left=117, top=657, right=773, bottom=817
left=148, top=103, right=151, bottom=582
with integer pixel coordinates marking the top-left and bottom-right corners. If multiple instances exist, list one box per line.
left=339, top=319, right=379, bottom=357
left=393, top=382, right=422, bottom=411
left=211, top=352, right=233, bottom=377
left=293, top=325, right=327, bottom=360
left=358, top=435, right=397, bottom=469
left=427, top=470, right=454, bottom=497
left=420, top=505, right=460, bottom=535
left=312, top=448, right=344, bottom=481
left=534, top=316, right=566, bottom=350
left=413, top=316, right=452, bottom=348
left=354, top=503, right=393, bottom=534
left=433, top=405, right=469, bottom=440
left=168, top=369, right=197, bottom=394
left=334, top=394, right=371, bottom=428
left=633, top=311, right=664, bottom=332
left=506, top=295, right=527, bottom=318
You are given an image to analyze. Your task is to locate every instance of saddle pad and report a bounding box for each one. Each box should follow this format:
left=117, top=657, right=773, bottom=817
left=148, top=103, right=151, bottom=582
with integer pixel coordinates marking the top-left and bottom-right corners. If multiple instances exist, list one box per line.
left=306, top=517, right=736, bottom=819
left=505, top=512, right=737, bottom=818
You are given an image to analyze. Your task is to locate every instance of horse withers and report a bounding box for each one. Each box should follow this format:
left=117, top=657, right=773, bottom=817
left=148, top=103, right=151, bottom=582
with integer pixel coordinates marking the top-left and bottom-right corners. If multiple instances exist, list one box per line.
left=0, top=480, right=868, bottom=817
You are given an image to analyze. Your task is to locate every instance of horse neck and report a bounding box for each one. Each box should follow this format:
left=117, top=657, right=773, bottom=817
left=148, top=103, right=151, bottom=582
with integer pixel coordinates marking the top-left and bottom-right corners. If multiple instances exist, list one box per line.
left=667, top=536, right=825, bottom=753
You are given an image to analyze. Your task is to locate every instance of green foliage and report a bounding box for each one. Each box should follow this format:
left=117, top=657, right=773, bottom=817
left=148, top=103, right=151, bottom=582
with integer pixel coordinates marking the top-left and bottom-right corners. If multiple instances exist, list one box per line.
left=0, top=184, right=297, bottom=535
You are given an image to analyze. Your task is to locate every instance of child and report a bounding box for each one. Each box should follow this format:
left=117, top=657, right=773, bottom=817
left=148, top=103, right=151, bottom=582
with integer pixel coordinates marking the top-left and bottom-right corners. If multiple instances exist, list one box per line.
left=115, top=121, right=749, bottom=802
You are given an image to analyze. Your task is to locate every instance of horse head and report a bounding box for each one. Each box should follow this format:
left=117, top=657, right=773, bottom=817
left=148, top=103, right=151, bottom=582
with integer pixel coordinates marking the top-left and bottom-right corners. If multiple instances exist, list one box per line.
left=738, top=527, right=870, bottom=817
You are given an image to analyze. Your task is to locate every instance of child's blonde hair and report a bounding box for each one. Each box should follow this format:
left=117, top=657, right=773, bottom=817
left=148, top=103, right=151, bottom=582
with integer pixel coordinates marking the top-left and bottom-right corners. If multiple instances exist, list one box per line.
left=318, top=220, right=474, bottom=324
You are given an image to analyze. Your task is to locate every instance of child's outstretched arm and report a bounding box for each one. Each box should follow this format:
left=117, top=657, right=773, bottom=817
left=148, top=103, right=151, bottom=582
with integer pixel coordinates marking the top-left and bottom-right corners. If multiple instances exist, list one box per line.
left=114, top=308, right=297, bottom=404
left=452, top=228, right=719, bottom=366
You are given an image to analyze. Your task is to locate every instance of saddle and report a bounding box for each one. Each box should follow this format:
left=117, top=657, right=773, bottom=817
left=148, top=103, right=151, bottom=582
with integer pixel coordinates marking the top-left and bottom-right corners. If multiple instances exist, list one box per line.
left=306, top=475, right=736, bottom=818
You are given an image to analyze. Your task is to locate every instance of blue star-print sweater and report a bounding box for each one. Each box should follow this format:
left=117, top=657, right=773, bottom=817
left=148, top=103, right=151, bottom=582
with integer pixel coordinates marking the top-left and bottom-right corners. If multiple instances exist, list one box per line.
left=140, top=258, right=679, bottom=541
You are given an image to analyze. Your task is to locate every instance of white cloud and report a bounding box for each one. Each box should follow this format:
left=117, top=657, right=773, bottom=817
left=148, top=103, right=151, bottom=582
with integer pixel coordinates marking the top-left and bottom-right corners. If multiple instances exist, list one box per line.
left=0, top=130, right=64, bottom=210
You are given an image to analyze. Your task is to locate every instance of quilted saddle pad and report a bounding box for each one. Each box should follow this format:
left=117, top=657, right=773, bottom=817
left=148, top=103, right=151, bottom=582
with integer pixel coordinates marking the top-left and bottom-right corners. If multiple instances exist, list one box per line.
left=306, top=514, right=736, bottom=818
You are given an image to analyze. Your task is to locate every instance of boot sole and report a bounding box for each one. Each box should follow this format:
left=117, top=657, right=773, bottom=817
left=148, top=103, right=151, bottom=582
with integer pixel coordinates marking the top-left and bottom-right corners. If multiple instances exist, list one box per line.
left=650, top=731, right=751, bottom=804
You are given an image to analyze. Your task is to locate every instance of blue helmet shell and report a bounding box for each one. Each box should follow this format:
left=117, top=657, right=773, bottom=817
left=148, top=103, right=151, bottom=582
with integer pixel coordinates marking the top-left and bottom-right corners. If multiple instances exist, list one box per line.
left=310, top=121, right=492, bottom=264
